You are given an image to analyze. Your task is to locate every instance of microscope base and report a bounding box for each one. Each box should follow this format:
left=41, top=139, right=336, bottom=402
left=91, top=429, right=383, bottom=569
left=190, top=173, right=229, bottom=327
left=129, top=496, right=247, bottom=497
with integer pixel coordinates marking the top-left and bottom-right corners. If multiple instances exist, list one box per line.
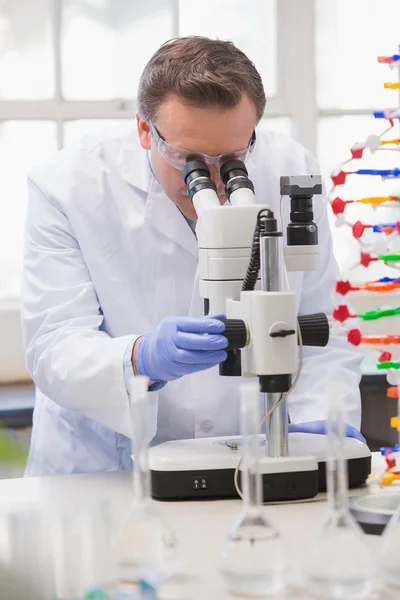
left=148, top=432, right=371, bottom=502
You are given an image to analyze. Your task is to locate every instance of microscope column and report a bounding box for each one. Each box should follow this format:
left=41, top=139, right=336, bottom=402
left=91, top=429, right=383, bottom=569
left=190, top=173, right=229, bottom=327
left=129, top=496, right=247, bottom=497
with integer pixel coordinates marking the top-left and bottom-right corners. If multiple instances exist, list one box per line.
left=260, top=233, right=289, bottom=458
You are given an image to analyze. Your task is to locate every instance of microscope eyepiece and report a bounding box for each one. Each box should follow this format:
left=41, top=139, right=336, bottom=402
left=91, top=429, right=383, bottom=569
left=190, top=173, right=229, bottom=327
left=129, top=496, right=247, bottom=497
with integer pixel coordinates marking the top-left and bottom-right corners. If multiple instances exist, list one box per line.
left=220, top=159, right=254, bottom=201
left=220, top=159, right=249, bottom=184
left=182, top=159, right=217, bottom=201
left=182, top=159, right=210, bottom=182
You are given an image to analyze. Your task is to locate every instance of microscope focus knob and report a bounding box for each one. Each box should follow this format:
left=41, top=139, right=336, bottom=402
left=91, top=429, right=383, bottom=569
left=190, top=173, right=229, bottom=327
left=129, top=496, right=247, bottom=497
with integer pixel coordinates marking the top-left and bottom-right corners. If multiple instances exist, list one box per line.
left=218, top=318, right=248, bottom=351
left=298, top=312, right=329, bottom=347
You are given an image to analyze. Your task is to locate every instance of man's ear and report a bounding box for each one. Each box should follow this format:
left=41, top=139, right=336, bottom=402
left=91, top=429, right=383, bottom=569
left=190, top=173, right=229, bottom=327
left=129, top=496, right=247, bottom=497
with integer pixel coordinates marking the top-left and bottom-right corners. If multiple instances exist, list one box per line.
left=136, top=115, right=151, bottom=150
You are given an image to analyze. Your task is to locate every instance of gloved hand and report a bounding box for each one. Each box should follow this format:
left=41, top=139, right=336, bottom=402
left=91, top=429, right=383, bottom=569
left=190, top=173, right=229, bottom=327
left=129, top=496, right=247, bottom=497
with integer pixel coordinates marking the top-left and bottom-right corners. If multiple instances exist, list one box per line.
left=134, top=316, right=228, bottom=383
left=288, top=420, right=366, bottom=444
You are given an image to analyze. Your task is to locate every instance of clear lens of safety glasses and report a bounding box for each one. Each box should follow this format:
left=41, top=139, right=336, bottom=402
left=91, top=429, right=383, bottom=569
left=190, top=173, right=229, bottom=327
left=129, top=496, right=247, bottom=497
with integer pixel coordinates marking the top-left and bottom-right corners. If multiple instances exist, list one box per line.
left=150, top=123, right=255, bottom=171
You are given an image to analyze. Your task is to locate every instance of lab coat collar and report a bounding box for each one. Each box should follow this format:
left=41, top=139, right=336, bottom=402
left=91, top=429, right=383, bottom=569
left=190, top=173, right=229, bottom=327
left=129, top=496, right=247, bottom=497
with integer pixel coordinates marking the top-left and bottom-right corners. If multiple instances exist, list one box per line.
left=245, top=155, right=257, bottom=185
left=119, top=130, right=152, bottom=193
left=144, top=176, right=199, bottom=259
left=119, top=130, right=198, bottom=258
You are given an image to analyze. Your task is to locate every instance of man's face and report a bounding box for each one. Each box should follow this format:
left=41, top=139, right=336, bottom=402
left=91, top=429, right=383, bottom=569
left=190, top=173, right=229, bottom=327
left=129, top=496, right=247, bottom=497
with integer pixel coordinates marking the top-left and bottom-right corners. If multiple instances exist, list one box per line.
left=136, top=94, right=257, bottom=221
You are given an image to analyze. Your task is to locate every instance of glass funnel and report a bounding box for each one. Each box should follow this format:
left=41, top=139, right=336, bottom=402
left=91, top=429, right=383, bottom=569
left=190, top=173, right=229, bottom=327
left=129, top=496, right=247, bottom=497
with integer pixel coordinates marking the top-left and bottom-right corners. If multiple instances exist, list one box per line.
left=219, top=380, right=290, bottom=596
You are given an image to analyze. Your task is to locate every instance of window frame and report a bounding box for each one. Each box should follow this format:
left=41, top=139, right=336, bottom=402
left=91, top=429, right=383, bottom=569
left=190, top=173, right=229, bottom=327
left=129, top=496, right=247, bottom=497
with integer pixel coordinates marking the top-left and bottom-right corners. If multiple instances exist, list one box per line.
left=0, top=0, right=397, bottom=153
left=0, top=0, right=315, bottom=152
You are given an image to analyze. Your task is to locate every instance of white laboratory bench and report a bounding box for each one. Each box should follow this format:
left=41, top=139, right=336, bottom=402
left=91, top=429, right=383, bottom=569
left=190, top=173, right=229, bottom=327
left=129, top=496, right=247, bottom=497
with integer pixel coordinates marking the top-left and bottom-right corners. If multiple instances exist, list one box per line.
left=0, top=452, right=397, bottom=600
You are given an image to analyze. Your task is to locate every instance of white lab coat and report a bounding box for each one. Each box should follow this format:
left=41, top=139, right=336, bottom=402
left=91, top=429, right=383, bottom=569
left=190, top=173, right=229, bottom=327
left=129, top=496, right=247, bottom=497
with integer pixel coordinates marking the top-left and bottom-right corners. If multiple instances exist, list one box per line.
left=21, top=125, right=362, bottom=476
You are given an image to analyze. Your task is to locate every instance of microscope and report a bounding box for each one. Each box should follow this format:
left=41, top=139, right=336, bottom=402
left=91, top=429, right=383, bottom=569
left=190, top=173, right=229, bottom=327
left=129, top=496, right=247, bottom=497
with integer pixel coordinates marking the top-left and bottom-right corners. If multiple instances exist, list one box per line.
left=148, top=159, right=371, bottom=502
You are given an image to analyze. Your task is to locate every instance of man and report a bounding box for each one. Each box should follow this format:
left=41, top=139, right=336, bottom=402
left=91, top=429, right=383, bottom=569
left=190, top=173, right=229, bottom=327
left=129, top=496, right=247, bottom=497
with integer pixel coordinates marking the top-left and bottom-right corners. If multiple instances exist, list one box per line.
left=22, top=37, right=364, bottom=476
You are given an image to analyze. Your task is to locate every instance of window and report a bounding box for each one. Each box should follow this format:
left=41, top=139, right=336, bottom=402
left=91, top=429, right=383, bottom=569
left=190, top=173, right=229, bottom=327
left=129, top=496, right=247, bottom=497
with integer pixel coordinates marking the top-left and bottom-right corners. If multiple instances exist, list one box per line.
left=0, top=0, right=287, bottom=300
left=63, top=119, right=130, bottom=147
left=315, top=0, right=400, bottom=374
left=0, top=121, right=57, bottom=298
left=0, top=0, right=54, bottom=99
left=316, top=0, right=400, bottom=110
left=62, top=1, right=177, bottom=100
left=316, top=1, right=400, bottom=277
left=1, top=0, right=399, bottom=314
left=178, top=0, right=278, bottom=97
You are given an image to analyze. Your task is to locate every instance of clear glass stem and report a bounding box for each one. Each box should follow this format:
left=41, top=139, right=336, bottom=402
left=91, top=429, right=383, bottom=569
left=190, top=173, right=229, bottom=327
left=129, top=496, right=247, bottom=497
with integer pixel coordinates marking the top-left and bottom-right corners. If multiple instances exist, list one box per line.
left=326, top=398, right=348, bottom=516
left=241, top=382, right=262, bottom=511
left=132, top=430, right=151, bottom=505
left=129, top=378, right=151, bottom=505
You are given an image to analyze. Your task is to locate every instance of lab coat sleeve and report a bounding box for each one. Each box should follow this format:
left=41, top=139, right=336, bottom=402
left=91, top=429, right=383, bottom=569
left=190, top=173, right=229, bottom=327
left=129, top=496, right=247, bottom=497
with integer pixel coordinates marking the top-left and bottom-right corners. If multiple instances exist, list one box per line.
left=123, top=338, right=137, bottom=395
left=287, top=154, right=363, bottom=429
left=21, top=177, right=152, bottom=438
left=123, top=340, right=166, bottom=394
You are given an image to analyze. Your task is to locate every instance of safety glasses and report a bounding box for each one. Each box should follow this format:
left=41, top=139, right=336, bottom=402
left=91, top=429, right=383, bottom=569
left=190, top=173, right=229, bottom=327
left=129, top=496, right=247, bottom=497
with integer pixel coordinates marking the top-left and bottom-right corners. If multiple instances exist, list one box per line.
left=149, top=123, right=256, bottom=171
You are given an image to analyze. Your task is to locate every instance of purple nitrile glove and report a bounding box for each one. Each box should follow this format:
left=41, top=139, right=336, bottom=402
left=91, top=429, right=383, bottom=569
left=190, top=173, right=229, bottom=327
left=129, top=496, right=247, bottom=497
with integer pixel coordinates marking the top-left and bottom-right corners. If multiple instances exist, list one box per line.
left=135, top=316, right=228, bottom=382
left=288, top=420, right=366, bottom=444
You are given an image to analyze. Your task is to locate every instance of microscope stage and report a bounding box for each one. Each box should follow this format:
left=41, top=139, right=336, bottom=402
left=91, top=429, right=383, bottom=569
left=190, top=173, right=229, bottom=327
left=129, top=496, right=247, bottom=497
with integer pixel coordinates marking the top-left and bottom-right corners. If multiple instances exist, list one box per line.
left=149, top=432, right=371, bottom=502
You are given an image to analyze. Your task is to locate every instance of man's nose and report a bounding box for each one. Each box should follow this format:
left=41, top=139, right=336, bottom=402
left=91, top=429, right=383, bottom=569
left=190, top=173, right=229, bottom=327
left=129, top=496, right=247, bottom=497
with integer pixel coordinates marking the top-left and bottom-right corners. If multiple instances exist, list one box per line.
left=209, top=164, right=224, bottom=195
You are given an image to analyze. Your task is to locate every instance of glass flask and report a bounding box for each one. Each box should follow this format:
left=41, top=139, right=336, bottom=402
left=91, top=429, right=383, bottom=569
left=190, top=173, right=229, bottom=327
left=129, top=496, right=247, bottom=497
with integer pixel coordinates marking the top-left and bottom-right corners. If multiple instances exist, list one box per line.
left=51, top=502, right=115, bottom=600
left=219, top=380, right=290, bottom=596
left=380, top=499, right=400, bottom=588
left=113, top=377, right=179, bottom=597
left=0, top=505, right=54, bottom=599
left=304, top=389, right=375, bottom=599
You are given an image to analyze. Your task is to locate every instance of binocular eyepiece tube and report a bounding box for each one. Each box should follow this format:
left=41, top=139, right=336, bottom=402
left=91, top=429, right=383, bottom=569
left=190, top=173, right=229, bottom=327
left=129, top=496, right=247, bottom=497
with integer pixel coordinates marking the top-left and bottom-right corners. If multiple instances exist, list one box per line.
left=182, top=159, right=255, bottom=206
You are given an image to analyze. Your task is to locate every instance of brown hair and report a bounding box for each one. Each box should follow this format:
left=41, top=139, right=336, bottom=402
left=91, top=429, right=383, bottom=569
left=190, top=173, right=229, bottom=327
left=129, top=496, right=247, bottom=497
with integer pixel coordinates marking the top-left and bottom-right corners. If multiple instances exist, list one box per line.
left=137, top=36, right=266, bottom=124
